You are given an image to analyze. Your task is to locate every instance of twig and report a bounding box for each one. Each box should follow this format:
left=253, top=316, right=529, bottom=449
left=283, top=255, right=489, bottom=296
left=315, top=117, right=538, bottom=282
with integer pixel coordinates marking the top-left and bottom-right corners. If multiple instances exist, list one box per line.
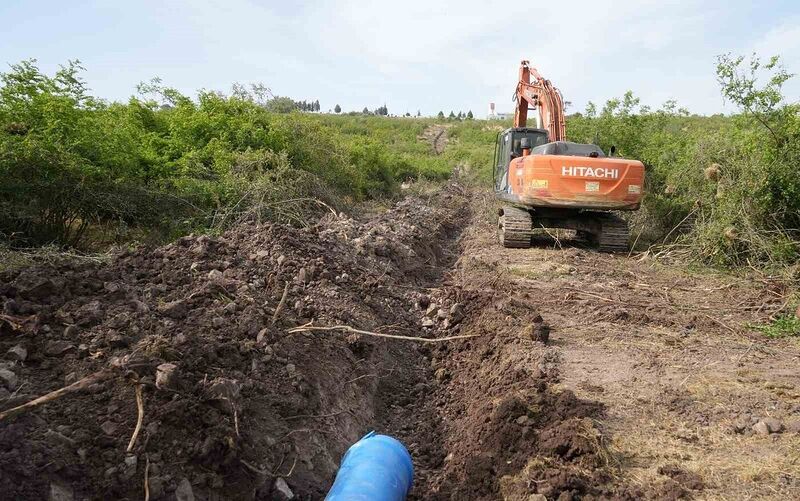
left=271, top=282, right=290, bottom=326
left=231, top=401, right=240, bottom=438
left=285, top=409, right=348, bottom=420
left=343, top=373, right=378, bottom=385
left=287, top=324, right=478, bottom=343
left=127, top=383, right=144, bottom=452
left=144, top=454, right=151, bottom=501
left=0, top=369, right=116, bottom=422
left=701, top=313, right=737, bottom=334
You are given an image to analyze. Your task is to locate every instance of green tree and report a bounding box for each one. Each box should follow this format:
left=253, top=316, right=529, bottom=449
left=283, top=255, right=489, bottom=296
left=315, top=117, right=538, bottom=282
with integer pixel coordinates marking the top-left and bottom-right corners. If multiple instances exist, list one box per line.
left=437, top=111, right=444, bottom=119
left=448, top=111, right=456, bottom=119
left=266, top=96, right=296, bottom=113
left=467, top=110, right=473, bottom=119
left=334, top=104, right=341, bottom=113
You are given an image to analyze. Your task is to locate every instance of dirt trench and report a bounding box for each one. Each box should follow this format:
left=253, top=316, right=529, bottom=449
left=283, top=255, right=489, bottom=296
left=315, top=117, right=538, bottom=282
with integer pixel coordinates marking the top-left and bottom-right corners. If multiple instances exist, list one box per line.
left=2, top=183, right=798, bottom=500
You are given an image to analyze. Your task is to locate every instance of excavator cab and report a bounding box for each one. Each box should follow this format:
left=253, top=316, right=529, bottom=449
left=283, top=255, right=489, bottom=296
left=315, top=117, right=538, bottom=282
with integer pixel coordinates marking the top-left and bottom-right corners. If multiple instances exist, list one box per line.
left=493, top=127, right=549, bottom=192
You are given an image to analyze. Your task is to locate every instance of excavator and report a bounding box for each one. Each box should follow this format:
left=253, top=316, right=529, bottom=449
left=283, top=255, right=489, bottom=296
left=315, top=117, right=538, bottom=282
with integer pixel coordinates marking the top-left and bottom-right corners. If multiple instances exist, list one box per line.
left=494, top=60, right=645, bottom=251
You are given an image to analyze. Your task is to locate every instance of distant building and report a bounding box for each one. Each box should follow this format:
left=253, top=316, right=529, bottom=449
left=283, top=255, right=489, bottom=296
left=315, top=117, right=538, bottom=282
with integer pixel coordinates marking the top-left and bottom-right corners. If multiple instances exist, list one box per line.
left=487, top=102, right=513, bottom=120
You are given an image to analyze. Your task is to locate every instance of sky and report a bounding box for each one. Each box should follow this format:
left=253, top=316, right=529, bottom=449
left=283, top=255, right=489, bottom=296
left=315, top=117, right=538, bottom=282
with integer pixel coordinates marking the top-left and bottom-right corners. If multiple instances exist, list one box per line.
left=1, top=0, right=799, bottom=117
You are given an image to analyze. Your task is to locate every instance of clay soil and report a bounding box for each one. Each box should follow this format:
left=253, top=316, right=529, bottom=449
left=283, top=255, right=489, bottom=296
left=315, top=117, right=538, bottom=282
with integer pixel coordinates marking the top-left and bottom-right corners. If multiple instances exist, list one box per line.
left=1, top=183, right=798, bottom=500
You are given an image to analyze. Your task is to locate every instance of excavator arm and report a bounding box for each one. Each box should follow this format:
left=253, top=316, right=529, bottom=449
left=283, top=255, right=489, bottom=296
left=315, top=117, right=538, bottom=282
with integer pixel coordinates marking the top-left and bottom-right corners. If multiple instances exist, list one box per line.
left=513, top=60, right=566, bottom=141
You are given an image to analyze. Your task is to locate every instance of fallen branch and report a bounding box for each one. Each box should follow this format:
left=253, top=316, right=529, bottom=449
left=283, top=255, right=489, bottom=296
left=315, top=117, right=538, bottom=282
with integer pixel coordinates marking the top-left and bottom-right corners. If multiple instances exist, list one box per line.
left=271, top=282, right=290, bottom=326
left=287, top=324, right=478, bottom=343
left=0, top=369, right=116, bottom=422
left=127, top=383, right=144, bottom=452
left=144, top=454, right=151, bottom=501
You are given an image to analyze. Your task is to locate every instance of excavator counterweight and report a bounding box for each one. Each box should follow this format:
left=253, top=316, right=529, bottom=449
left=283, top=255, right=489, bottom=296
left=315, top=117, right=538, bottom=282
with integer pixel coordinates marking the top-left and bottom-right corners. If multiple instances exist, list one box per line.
left=494, top=60, right=645, bottom=251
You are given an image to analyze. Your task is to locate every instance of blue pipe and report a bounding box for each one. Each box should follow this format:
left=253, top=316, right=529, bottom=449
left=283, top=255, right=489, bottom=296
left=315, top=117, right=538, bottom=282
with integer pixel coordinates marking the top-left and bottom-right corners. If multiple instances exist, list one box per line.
left=325, top=432, right=414, bottom=501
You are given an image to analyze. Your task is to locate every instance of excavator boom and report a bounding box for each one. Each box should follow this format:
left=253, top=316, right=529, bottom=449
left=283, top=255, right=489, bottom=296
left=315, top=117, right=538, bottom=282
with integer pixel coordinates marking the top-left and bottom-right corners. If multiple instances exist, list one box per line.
left=513, top=60, right=566, bottom=141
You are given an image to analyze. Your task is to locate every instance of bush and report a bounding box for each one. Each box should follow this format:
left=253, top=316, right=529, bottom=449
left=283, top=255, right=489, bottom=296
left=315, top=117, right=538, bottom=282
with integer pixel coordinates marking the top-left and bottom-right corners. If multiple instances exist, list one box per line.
left=0, top=61, right=456, bottom=248
left=567, top=54, right=800, bottom=270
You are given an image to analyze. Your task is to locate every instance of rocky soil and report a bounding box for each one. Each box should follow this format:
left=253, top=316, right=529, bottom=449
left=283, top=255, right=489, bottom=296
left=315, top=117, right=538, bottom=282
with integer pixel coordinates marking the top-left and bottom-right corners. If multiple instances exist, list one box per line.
left=1, top=183, right=798, bottom=500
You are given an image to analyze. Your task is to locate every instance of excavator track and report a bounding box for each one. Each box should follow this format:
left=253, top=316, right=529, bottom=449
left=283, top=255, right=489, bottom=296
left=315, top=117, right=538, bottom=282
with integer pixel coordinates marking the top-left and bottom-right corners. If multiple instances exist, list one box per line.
left=498, top=206, right=533, bottom=248
left=596, top=213, right=630, bottom=253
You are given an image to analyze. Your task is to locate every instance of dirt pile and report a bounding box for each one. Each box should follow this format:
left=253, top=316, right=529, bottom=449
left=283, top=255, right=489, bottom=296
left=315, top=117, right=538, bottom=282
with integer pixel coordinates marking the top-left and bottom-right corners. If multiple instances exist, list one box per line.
left=0, top=186, right=467, bottom=500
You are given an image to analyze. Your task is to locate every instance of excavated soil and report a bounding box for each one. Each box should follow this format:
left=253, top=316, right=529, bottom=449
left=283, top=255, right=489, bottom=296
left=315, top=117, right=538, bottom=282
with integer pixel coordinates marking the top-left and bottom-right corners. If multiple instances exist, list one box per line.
left=2, top=183, right=799, bottom=500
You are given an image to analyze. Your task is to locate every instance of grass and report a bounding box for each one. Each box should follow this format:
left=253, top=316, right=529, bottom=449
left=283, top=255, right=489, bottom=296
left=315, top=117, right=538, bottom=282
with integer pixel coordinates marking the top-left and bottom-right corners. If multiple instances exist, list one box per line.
left=752, top=315, right=800, bottom=338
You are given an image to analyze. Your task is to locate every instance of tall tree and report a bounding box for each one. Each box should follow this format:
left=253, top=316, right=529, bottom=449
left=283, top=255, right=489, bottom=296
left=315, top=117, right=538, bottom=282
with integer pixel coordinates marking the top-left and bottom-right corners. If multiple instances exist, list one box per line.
left=334, top=104, right=341, bottom=113
left=467, top=110, right=474, bottom=119
left=437, top=111, right=445, bottom=119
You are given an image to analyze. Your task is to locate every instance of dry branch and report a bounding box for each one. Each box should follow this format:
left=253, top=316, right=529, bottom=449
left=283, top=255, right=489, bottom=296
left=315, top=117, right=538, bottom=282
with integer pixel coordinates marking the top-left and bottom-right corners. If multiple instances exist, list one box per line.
left=127, top=383, right=144, bottom=452
left=0, top=369, right=116, bottom=422
left=271, top=282, right=290, bottom=326
left=287, top=324, right=478, bottom=343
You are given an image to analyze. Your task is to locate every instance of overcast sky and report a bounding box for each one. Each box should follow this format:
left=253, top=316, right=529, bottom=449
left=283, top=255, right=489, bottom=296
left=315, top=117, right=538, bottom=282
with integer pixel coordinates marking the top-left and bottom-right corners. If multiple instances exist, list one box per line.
left=2, top=0, right=799, bottom=116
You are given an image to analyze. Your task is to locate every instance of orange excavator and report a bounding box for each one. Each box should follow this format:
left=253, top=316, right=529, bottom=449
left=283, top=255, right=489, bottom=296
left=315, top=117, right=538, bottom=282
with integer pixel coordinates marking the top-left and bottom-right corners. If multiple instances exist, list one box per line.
left=494, top=60, right=644, bottom=251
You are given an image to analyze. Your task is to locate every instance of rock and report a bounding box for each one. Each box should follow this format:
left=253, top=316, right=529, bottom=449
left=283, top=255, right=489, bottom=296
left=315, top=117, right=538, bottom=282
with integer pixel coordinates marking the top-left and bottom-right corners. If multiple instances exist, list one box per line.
left=207, top=269, right=223, bottom=281
left=64, top=325, right=79, bottom=337
left=224, top=302, right=237, bottom=314
left=5, top=345, right=27, bottom=362
left=762, top=417, right=783, bottom=434
left=256, top=328, right=269, bottom=344
left=124, top=454, right=138, bottom=470
left=158, top=300, right=188, bottom=319
left=207, top=377, right=241, bottom=402
left=449, top=303, right=465, bottom=324
left=103, top=282, right=127, bottom=299
left=436, top=308, right=448, bottom=320
left=434, top=368, right=449, bottom=382
left=0, top=388, right=9, bottom=400
left=425, top=304, right=438, bottom=317
left=175, top=477, right=195, bottom=501
left=131, top=300, right=149, bottom=314
left=49, top=482, right=74, bottom=501
left=521, top=320, right=550, bottom=344
left=277, top=255, right=286, bottom=266
left=77, top=448, right=88, bottom=461
left=785, top=421, right=800, bottom=434
left=273, top=478, right=294, bottom=500
left=297, top=267, right=307, bottom=284
left=0, top=368, right=17, bottom=390
left=515, top=415, right=529, bottom=425
left=45, top=429, right=76, bottom=447
left=100, top=420, right=118, bottom=436
left=285, top=363, right=296, bottom=375
left=155, top=363, right=180, bottom=390
left=212, top=317, right=225, bottom=328
left=107, top=332, right=129, bottom=349
left=753, top=421, right=770, bottom=435
left=45, top=340, right=76, bottom=357
left=421, top=318, right=435, bottom=328
left=528, top=495, right=547, bottom=501
left=23, top=279, right=58, bottom=300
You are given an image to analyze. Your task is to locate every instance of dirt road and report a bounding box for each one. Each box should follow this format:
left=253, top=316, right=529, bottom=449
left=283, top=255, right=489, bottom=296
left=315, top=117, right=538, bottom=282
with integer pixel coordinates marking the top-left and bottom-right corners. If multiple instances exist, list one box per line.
left=1, top=183, right=798, bottom=500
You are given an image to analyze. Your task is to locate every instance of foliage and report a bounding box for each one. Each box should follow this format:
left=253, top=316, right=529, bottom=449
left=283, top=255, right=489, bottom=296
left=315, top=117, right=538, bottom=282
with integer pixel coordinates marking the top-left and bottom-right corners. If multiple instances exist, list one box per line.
left=0, top=60, right=454, bottom=248
left=568, top=54, right=800, bottom=270
left=751, top=315, right=800, bottom=338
